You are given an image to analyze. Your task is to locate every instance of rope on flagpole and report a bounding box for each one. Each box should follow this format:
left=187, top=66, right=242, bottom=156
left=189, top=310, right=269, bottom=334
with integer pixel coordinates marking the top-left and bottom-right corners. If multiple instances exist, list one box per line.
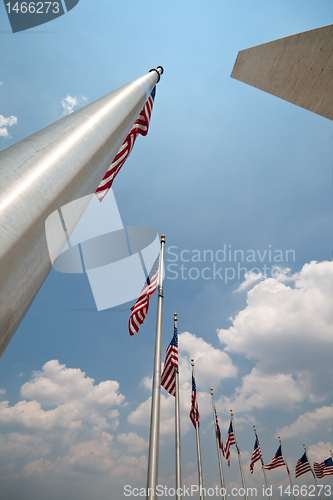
left=230, top=410, right=248, bottom=500
left=253, top=425, right=271, bottom=500
left=278, top=437, right=296, bottom=500
left=174, top=313, right=182, bottom=500
left=211, top=388, right=226, bottom=500
left=192, top=359, right=205, bottom=500
left=146, top=235, right=165, bottom=500
left=303, top=444, right=323, bottom=500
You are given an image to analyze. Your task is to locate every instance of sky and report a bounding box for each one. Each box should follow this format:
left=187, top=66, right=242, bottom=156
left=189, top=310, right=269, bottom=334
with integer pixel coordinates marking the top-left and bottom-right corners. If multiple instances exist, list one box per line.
left=0, top=1, right=333, bottom=499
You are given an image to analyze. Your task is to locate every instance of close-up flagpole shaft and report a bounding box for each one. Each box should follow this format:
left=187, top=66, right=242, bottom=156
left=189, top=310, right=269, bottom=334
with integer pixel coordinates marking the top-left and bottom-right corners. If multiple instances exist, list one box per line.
left=146, top=235, right=165, bottom=500
left=231, top=411, right=248, bottom=500
left=278, top=437, right=296, bottom=500
left=0, top=66, right=163, bottom=357
left=192, top=360, right=204, bottom=500
left=253, top=426, right=271, bottom=500
left=174, top=313, right=182, bottom=500
left=303, top=444, right=323, bottom=500
left=211, top=388, right=226, bottom=500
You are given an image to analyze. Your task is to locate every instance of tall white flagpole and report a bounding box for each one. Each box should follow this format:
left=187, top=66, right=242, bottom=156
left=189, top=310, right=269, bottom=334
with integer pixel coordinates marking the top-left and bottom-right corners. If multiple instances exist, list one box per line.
left=210, top=388, right=226, bottom=500
left=303, top=444, right=323, bottom=500
left=278, top=437, right=296, bottom=500
left=174, top=313, right=182, bottom=500
left=230, top=410, right=248, bottom=500
left=191, top=359, right=205, bottom=500
left=252, top=425, right=271, bottom=500
left=146, top=235, right=165, bottom=500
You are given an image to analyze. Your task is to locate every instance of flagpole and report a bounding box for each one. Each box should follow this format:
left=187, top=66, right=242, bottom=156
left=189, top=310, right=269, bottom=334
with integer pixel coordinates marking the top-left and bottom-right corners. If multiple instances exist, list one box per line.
left=278, top=437, right=296, bottom=500
left=191, top=359, right=205, bottom=500
left=303, top=444, right=323, bottom=500
left=211, top=388, right=226, bottom=500
left=0, top=67, right=163, bottom=357
left=174, top=313, right=182, bottom=500
left=146, top=235, right=165, bottom=500
left=253, top=426, right=271, bottom=500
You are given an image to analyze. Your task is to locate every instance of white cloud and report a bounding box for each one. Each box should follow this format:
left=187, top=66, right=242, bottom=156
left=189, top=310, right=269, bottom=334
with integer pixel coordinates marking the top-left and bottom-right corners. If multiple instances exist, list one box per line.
left=218, top=261, right=333, bottom=406
left=218, top=369, right=307, bottom=414
left=117, top=432, right=148, bottom=453
left=0, top=360, right=124, bottom=434
left=235, top=270, right=264, bottom=292
left=0, top=360, right=150, bottom=494
left=277, top=405, right=333, bottom=438
left=61, top=94, right=87, bottom=115
left=0, top=432, right=52, bottom=458
left=0, top=114, right=17, bottom=137
left=307, top=441, right=333, bottom=463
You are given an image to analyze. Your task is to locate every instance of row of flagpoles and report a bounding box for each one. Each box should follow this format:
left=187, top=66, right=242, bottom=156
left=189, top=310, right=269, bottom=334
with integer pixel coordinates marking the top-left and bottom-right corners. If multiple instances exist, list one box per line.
left=100, top=87, right=331, bottom=498
left=126, top=236, right=333, bottom=500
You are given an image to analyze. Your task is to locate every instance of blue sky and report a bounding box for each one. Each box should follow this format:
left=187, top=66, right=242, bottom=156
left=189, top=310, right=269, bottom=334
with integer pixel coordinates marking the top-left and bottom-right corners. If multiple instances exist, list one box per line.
left=0, top=1, right=332, bottom=499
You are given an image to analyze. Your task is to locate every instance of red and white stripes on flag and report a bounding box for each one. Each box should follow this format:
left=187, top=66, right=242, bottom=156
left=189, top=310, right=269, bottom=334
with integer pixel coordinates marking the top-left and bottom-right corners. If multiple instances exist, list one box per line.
left=295, top=452, right=312, bottom=478
left=250, top=437, right=262, bottom=474
left=189, top=374, right=199, bottom=428
left=95, top=87, right=156, bottom=202
left=214, top=408, right=224, bottom=456
left=161, top=326, right=178, bottom=396
left=224, top=420, right=236, bottom=467
left=313, top=457, right=333, bottom=478
left=128, top=254, right=159, bottom=336
left=264, top=445, right=285, bottom=470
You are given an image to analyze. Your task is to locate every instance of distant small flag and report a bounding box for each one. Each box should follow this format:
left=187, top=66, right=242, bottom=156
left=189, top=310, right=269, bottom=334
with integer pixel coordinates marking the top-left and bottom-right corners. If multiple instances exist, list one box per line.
left=128, top=253, right=159, bottom=336
left=313, top=457, right=333, bottom=478
left=161, top=326, right=178, bottom=396
left=250, top=437, right=262, bottom=474
left=295, top=452, right=311, bottom=478
left=264, top=445, right=285, bottom=470
left=96, top=87, right=156, bottom=202
left=224, top=420, right=236, bottom=467
left=189, top=374, right=199, bottom=428
left=214, top=408, right=224, bottom=456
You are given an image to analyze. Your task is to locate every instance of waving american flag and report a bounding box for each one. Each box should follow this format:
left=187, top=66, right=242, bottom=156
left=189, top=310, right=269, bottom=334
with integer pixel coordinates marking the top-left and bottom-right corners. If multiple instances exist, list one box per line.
left=264, top=445, right=285, bottom=470
left=224, top=419, right=236, bottom=467
left=189, top=374, right=199, bottom=428
left=161, top=325, right=178, bottom=396
left=128, top=253, right=159, bottom=336
left=96, top=87, right=156, bottom=202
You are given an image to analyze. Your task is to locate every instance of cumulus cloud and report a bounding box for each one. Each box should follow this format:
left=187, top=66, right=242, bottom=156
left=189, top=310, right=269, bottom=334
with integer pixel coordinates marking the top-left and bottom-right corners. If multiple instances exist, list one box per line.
left=0, top=359, right=155, bottom=498
left=117, top=432, right=148, bottom=453
left=0, top=360, right=124, bottom=434
left=0, top=114, right=17, bottom=137
left=219, top=369, right=308, bottom=414
left=277, top=405, right=333, bottom=438
left=0, top=432, right=52, bottom=458
left=218, top=261, right=333, bottom=407
left=235, top=270, right=264, bottom=292
left=61, top=94, right=87, bottom=115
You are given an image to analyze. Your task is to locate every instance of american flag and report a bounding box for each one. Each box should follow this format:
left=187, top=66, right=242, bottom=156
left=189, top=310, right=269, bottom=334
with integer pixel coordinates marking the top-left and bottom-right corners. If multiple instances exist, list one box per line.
left=214, top=408, right=224, bottom=456
left=313, top=457, right=333, bottom=478
left=161, top=326, right=178, bottom=396
left=295, top=452, right=311, bottom=478
left=128, top=253, right=159, bottom=336
left=95, top=87, right=156, bottom=202
left=264, top=445, right=285, bottom=470
left=224, top=420, right=236, bottom=467
left=189, top=374, right=199, bottom=428
left=250, top=436, right=262, bottom=474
